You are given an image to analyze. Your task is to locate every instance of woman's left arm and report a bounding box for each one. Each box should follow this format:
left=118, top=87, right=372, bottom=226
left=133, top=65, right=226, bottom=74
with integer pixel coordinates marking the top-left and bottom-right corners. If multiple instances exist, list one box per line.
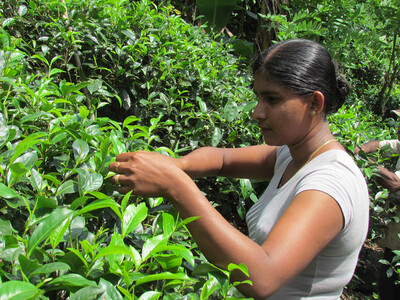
left=109, top=151, right=343, bottom=299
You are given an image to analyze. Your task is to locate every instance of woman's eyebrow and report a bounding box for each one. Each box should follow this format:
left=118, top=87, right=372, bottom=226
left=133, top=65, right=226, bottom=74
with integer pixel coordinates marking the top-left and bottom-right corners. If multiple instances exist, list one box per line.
left=253, top=89, right=280, bottom=96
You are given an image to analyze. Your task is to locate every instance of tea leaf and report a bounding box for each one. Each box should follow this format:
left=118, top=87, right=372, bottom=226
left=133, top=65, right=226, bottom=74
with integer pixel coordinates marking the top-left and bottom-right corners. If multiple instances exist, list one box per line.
left=0, top=182, right=20, bottom=199
left=122, top=203, right=148, bottom=237
left=28, top=208, right=74, bottom=257
left=9, top=132, right=47, bottom=165
left=56, top=180, right=78, bottom=196
left=94, top=245, right=132, bottom=261
left=29, top=262, right=71, bottom=279
left=0, top=281, right=40, bottom=300
left=49, top=273, right=97, bottom=288
left=75, top=198, right=121, bottom=219
left=138, top=291, right=162, bottom=300
left=78, top=172, right=103, bottom=194
left=134, top=272, right=193, bottom=286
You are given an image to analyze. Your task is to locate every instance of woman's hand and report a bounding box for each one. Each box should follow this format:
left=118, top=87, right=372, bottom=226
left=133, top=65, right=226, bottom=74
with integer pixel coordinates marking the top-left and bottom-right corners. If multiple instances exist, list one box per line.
left=108, top=151, right=186, bottom=197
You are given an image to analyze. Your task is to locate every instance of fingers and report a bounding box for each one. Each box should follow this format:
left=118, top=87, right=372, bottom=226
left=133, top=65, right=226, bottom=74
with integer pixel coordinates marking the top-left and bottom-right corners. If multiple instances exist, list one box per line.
left=109, top=152, right=147, bottom=173
left=115, top=152, right=144, bottom=162
left=109, top=161, right=128, bottom=174
left=114, top=174, right=121, bottom=186
left=117, top=185, right=134, bottom=195
left=111, top=173, right=134, bottom=190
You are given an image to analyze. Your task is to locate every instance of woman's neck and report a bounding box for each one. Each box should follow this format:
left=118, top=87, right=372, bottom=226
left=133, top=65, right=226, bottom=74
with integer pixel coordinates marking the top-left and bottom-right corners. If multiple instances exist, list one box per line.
left=287, top=121, right=336, bottom=168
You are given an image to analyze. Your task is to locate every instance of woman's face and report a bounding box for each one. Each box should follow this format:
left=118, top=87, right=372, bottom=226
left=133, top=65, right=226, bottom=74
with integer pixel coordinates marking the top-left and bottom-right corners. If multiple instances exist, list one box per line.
left=252, top=72, right=313, bottom=146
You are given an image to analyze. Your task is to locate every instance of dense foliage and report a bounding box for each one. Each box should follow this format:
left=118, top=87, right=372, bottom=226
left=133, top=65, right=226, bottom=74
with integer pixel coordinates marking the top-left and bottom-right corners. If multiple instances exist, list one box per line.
left=1, top=0, right=400, bottom=299
left=0, top=0, right=260, bottom=298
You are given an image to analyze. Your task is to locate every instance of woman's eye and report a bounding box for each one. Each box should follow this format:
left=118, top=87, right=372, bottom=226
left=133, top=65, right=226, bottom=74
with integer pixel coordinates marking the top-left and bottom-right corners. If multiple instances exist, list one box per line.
left=266, top=96, right=279, bottom=103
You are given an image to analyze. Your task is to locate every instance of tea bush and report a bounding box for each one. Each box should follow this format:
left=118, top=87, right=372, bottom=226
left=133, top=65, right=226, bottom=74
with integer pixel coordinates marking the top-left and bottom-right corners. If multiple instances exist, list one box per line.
left=0, top=0, right=259, bottom=298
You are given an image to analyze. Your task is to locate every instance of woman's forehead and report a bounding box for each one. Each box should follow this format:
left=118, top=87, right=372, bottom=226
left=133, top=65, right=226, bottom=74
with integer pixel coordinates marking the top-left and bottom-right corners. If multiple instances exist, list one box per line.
left=253, top=72, right=289, bottom=94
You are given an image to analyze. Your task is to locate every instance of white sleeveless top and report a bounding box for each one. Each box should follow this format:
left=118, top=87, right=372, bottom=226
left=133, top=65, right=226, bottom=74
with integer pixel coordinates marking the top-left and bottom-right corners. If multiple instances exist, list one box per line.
left=246, top=146, right=369, bottom=299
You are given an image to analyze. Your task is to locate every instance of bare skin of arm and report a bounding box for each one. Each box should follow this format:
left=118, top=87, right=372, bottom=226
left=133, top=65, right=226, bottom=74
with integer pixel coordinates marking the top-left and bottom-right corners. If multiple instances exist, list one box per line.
left=109, top=150, right=343, bottom=299
left=355, top=140, right=380, bottom=154
left=376, top=165, right=400, bottom=193
left=356, top=140, right=400, bottom=193
left=177, top=144, right=277, bottom=180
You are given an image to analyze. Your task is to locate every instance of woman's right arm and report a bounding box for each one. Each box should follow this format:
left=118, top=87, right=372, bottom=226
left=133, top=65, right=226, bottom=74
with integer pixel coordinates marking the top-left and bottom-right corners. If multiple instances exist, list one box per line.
left=178, top=144, right=277, bottom=181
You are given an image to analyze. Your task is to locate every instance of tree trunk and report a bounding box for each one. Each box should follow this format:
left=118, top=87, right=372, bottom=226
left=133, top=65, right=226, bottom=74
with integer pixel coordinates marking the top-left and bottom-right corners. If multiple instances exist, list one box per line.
left=254, top=0, right=288, bottom=54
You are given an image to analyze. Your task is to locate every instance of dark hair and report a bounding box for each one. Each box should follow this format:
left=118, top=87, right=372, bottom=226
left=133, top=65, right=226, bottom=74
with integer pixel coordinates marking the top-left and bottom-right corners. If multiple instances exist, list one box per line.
left=252, top=39, right=350, bottom=115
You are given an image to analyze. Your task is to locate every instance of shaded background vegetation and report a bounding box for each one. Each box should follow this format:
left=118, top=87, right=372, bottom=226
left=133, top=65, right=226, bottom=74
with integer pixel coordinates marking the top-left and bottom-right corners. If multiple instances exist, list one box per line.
left=0, top=0, right=399, bottom=299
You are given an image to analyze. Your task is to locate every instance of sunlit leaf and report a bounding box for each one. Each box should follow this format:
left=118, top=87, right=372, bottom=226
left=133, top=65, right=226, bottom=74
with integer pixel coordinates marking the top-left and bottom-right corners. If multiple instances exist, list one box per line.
left=29, top=262, right=71, bottom=279
left=0, top=182, right=20, bottom=199
left=134, top=272, right=193, bottom=286
left=75, top=198, right=121, bottom=219
left=9, top=132, right=47, bottom=165
left=138, top=291, right=162, bottom=300
left=28, top=208, right=74, bottom=257
left=56, top=180, right=78, bottom=196
left=0, top=281, right=40, bottom=300
left=49, top=274, right=96, bottom=288
left=122, top=203, right=148, bottom=237
left=78, top=172, right=103, bottom=194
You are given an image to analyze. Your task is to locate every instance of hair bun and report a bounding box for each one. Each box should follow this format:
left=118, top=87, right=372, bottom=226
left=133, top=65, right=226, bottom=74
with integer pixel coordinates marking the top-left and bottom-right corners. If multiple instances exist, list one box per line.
left=336, top=76, right=350, bottom=107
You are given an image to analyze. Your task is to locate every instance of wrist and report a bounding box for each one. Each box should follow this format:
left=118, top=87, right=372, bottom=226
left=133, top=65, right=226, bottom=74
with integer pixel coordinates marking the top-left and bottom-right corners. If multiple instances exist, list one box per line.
left=165, top=170, right=198, bottom=202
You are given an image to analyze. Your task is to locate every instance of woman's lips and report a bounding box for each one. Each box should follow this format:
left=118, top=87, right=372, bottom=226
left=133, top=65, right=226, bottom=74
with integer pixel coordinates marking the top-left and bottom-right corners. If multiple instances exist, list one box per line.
left=260, top=128, right=272, bottom=135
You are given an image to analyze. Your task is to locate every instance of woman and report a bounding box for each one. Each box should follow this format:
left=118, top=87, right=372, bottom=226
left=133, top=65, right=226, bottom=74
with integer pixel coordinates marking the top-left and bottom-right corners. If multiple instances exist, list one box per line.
left=109, top=39, right=369, bottom=299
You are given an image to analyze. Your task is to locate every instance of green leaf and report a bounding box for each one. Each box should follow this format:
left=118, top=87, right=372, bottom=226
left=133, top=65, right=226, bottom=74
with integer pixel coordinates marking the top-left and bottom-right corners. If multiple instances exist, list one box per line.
left=29, top=262, right=71, bottom=279
left=176, top=216, right=200, bottom=229
left=17, top=5, right=28, bottom=17
left=75, top=198, right=121, bottom=219
left=78, top=172, right=103, bottom=194
left=69, top=286, right=104, bottom=300
left=227, top=263, right=250, bottom=277
left=49, top=273, right=96, bottom=288
left=192, top=263, right=226, bottom=276
left=200, top=277, right=219, bottom=300
left=108, top=233, right=125, bottom=270
left=20, top=111, right=53, bottom=123
left=129, top=246, right=142, bottom=269
left=0, top=218, right=15, bottom=235
left=18, top=255, right=41, bottom=278
left=0, top=182, right=20, bottom=199
left=10, top=162, right=27, bottom=176
left=30, top=169, right=43, bottom=194
left=48, top=217, right=71, bottom=249
left=122, top=203, right=148, bottom=237
left=72, top=139, right=90, bottom=163
left=161, top=212, right=175, bottom=237
left=223, top=100, right=238, bottom=122
left=138, top=291, right=162, bottom=300
left=56, top=180, right=78, bottom=196
left=9, top=132, right=47, bottom=165
left=120, top=190, right=133, bottom=212
left=121, top=29, right=137, bottom=41
left=196, top=0, right=237, bottom=32
left=87, top=79, right=102, bottom=94
left=134, top=272, right=193, bottom=286
left=197, top=97, right=208, bottom=114
left=142, top=235, right=168, bottom=261
left=123, top=116, right=140, bottom=128
left=0, top=281, right=40, bottom=300
left=70, top=196, right=91, bottom=210
left=28, top=208, right=74, bottom=257
left=154, top=253, right=182, bottom=270
left=211, top=127, right=223, bottom=147
left=94, top=245, right=132, bottom=262
left=97, top=278, right=124, bottom=300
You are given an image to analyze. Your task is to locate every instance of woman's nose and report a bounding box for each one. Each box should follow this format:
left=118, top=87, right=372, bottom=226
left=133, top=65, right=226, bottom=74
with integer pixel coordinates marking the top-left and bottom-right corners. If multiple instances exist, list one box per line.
left=252, top=101, right=267, bottom=120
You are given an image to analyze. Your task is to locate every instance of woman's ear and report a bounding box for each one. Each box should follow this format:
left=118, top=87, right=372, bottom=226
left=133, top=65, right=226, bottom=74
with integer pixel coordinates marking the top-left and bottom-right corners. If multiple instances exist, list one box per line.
left=310, top=91, right=325, bottom=116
